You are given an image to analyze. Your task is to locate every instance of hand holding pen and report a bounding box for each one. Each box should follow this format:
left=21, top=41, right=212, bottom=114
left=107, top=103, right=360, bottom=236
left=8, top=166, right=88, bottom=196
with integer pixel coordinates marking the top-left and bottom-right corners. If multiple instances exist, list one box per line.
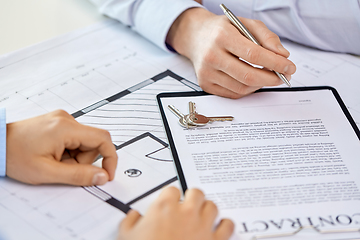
left=220, top=4, right=291, bottom=87
left=166, top=7, right=296, bottom=98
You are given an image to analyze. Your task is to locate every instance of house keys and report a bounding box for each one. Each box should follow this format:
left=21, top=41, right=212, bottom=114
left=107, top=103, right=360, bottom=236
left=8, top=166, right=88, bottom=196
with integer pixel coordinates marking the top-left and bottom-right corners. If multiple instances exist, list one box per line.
left=168, top=102, right=234, bottom=128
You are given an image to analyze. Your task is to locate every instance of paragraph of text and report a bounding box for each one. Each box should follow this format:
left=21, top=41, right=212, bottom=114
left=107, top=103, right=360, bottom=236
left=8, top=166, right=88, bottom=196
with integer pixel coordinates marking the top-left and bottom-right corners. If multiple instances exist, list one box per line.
left=207, top=181, right=360, bottom=209
left=186, top=119, right=329, bottom=144
left=199, top=164, right=349, bottom=184
left=193, top=143, right=342, bottom=171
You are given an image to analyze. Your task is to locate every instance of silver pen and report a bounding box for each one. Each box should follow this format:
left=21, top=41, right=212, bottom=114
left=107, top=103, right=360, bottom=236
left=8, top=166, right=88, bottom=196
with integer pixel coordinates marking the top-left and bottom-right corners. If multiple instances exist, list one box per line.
left=220, top=4, right=291, bottom=87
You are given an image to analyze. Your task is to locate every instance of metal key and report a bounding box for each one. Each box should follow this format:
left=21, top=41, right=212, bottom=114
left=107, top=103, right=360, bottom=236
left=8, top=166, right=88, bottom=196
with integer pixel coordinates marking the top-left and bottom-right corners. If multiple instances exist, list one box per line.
left=189, top=101, right=196, bottom=116
left=168, top=105, right=196, bottom=128
left=186, top=101, right=197, bottom=125
left=191, top=114, right=234, bottom=125
left=186, top=102, right=234, bottom=126
left=184, top=101, right=199, bottom=126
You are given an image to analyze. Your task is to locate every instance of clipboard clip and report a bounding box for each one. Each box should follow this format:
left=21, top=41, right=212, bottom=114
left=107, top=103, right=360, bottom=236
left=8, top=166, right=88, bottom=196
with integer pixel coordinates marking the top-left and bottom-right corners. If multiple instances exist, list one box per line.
left=252, top=225, right=360, bottom=239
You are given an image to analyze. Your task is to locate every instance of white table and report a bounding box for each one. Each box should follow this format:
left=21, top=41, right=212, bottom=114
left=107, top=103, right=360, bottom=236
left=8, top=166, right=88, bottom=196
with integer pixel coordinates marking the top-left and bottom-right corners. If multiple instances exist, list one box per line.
left=0, top=0, right=107, bottom=55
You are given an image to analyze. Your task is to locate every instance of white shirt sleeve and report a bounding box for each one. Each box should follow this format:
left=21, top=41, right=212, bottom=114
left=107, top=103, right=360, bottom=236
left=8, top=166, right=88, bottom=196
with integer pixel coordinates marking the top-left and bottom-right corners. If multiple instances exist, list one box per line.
left=0, top=108, right=6, bottom=177
left=89, top=0, right=203, bottom=51
left=203, top=0, right=360, bottom=55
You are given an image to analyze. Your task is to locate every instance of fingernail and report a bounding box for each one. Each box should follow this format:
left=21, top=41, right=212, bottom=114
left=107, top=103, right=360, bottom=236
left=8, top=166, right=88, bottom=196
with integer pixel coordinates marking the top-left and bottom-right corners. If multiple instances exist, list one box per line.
left=283, top=65, right=289, bottom=73
left=284, top=65, right=296, bottom=74
left=92, top=172, right=108, bottom=185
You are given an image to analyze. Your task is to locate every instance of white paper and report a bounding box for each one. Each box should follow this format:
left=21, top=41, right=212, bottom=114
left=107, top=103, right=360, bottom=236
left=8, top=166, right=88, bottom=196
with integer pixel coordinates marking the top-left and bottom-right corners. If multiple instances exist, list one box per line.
left=281, top=40, right=360, bottom=128
left=1, top=18, right=360, bottom=240
left=160, top=89, right=360, bottom=240
left=0, top=20, right=195, bottom=240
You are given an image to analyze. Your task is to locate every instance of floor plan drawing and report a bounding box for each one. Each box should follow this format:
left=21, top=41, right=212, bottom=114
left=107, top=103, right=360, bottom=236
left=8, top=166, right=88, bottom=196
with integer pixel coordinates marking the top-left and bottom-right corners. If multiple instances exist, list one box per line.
left=79, top=70, right=200, bottom=214
left=0, top=20, right=199, bottom=239
left=75, top=70, right=200, bottom=145
left=0, top=69, right=198, bottom=240
left=1, top=18, right=360, bottom=240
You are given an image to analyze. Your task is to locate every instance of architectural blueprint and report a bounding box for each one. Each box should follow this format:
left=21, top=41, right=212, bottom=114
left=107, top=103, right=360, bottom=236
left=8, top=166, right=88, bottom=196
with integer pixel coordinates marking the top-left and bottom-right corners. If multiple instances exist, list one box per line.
left=0, top=19, right=360, bottom=240
left=80, top=70, right=199, bottom=212
left=0, top=20, right=199, bottom=240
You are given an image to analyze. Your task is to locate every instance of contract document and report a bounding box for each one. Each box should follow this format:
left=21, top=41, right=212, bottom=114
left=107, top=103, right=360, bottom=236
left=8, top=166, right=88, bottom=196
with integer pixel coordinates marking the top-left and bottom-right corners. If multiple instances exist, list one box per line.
left=157, top=87, right=360, bottom=240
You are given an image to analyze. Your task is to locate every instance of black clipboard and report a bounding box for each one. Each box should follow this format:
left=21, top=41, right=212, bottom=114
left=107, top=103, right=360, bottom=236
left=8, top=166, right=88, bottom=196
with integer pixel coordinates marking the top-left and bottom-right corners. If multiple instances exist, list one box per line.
left=157, top=86, right=360, bottom=194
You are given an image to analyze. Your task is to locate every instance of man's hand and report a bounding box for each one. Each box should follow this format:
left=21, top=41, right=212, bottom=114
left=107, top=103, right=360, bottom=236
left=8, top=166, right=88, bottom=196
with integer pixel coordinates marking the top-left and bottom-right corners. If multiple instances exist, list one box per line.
left=6, top=110, right=117, bottom=186
left=167, top=8, right=296, bottom=98
left=118, top=187, right=234, bottom=240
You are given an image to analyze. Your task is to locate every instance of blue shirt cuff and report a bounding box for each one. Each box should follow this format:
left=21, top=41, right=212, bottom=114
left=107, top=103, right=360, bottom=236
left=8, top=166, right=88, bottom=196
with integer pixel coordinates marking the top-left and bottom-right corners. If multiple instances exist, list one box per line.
left=133, top=0, right=203, bottom=52
left=202, top=0, right=254, bottom=18
left=0, top=108, right=6, bottom=177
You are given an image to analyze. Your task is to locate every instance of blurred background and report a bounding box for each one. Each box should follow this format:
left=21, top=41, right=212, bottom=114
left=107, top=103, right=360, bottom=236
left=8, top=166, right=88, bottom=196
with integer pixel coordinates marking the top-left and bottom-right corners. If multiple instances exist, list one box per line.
left=0, top=0, right=107, bottom=55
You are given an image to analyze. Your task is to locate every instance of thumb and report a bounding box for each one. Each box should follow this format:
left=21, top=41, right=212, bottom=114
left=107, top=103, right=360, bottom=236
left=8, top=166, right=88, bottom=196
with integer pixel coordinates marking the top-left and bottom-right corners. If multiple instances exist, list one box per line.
left=42, top=160, right=111, bottom=186
left=119, top=210, right=142, bottom=233
left=214, top=219, right=235, bottom=240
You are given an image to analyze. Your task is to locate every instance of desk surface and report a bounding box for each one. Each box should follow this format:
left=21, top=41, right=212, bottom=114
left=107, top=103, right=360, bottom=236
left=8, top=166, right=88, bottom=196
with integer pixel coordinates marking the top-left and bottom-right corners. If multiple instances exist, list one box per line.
left=0, top=0, right=107, bottom=55
left=1, top=4, right=360, bottom=240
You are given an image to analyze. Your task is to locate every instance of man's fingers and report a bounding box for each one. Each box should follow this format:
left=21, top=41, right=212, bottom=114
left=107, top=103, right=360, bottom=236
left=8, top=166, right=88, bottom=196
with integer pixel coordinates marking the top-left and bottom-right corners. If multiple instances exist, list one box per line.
left=201, top=200, right=218, bottom=227
left=199, top=70, right=261, bottom=98
left=101, top=149, right=117, bottom=181
left=227, top=38, right=295, bottom=76
left=217, top=57, right=287, bottom=87
left=119, top=210, right=142, bottom=233
left=156, top=186, right=181, bottom=204
left=220, top=16, right=295, bottom=76
left=214, top=219, right=235, bottom=240
left=240, top=17, right=290, bottom=58
left=62, top=121, right=118, bottom=180
left=183, top=188, right=206, bottom=210
left=201, top=83, right=253, bottom=99
left=40, top=159, right=110, bottom=186
left=50, top=109, right=75, bottom=120
left=60, top=158, right=78, bottom=164
left=75, top=150, right=100, bottom=164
